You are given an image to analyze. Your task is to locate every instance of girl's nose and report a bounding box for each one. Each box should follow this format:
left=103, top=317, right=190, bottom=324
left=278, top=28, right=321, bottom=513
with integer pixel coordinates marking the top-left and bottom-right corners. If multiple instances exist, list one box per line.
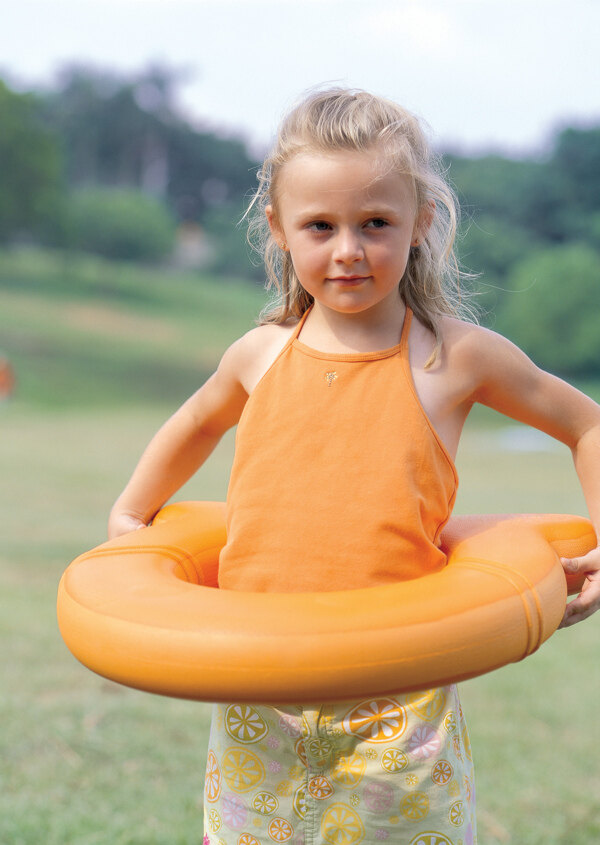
left=333, top=230, right=364, bottom=264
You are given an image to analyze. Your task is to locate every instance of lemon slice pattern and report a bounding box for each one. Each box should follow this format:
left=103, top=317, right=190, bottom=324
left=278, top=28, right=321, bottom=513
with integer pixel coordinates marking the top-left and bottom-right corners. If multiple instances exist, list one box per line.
left=381, top=748, right=409, bottom=773
left=409, top=834, right=454, bottom=845
left=225, top=705, right=269, bottom=744
left=252, top=791, right=279, bottom=815
left=222, top=747, right=266, bottom=793
left=331, top=752, right=366, bottom=789
left=321, top=802, right=366, bottom=845
left=407, top=689, right=448, bottom=722
left=400, top=791, right=430, bottom=822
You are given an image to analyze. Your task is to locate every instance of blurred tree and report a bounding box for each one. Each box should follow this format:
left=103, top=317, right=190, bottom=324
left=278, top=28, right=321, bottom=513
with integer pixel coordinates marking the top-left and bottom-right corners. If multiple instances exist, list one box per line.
left=66, top=187, right=176, bottom=261
left=447, top=126, right=600, bottom=250
left=496, top=243, right=600, bottom=376
left=202, top=200, right=263, bottom=280
left=447, top=129, right=600, bottom=348
left=446, top=154, right=546, bottom=232
left=42, top=64, right=258, bottom=222
left=456, top=213, right=537, bottom=319
left=0, top=80, right=63, bottom=243
left=551, top=126, right=600, bottom=215
left=43, top=64, right=177, bottom=194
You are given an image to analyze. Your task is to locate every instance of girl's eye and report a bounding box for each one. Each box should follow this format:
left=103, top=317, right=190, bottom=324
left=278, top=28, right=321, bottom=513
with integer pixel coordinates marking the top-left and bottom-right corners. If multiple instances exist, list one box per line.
left=366, top=218, right=388, bottom=229
left=307, top=221, right=331, bottom=232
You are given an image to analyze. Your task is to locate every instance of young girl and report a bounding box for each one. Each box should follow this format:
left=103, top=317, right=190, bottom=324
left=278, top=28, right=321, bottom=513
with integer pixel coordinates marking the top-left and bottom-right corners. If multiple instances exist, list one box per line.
left=109, top=89, right=600, bottom=845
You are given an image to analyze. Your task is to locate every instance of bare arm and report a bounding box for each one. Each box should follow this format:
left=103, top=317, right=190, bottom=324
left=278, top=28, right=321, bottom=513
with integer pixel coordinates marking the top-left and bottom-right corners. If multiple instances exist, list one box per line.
left=468, top=327, right=600, bottom=625
left=108, top=338, right=249, bottom=538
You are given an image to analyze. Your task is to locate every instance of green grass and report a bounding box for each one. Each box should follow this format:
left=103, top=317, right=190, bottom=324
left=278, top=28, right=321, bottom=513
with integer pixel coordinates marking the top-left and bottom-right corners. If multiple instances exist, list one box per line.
left=2, top=248, right=599, bottom=843
left=1, top=246, right=266, bottom=410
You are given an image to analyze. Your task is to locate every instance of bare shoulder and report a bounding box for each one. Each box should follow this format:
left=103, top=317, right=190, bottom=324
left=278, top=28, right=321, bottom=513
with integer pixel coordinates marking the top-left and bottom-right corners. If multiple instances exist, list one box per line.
left=437, top=316, right=531, bottom=384
left=439, top=315, right=494, bottom=356
left=410, top=313, right=534, bottom=414
left=220, top=320, right=298, bottom=394
left=437, top=315, right=556, bottom=411
left=410, top=314, right=493, bottom=380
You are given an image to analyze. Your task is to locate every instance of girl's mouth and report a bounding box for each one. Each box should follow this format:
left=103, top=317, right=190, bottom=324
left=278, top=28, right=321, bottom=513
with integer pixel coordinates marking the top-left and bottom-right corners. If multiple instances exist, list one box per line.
left=328, top=276, right=369, bottom=284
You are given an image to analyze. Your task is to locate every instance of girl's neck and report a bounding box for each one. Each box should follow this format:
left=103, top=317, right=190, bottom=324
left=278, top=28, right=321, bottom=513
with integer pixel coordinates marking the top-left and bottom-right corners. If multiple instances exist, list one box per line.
left=299, top=298, right=407, bottom=354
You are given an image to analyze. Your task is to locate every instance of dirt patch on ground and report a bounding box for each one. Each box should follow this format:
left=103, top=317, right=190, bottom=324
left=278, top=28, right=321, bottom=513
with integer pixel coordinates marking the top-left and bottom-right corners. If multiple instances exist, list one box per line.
left=64, top=303, right=178, bottom=342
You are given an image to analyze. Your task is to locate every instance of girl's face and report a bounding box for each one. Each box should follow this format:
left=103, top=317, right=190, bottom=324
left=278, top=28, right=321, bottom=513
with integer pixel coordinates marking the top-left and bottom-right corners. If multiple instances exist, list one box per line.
left=267, top=149, right=428, bottom=320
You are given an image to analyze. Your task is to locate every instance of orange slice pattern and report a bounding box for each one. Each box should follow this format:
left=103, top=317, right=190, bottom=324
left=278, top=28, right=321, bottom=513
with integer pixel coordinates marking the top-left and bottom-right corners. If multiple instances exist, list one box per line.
left=268, top=817, right=294, bottom=842
left=342, top=698, right=407, bottom=744
left=308, top=775, right=334, bottom=800
left=292, top=785, right=307, bottom=820
left=431, top=760, right=453, bottom=786
left=294, top=738, right=308, bottom=768
left=461, top=721, right=473, bottom=761
left=205, top=750, right=222, bottom=802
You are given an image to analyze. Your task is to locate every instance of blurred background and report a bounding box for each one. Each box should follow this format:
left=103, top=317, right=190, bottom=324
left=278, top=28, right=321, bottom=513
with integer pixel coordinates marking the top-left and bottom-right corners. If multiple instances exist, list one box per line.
left=1, top=1, right=599, bottom=843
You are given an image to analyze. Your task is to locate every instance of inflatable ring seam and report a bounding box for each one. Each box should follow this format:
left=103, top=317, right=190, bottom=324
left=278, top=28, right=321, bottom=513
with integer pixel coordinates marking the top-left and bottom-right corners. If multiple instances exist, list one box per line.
left=452, top=558, right=545, bottom=654
left=80, top=543, right=223, bottom=586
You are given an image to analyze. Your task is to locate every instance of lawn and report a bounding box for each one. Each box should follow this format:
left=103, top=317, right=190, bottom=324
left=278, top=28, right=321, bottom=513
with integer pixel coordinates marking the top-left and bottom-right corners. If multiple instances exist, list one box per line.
left=1, top=248, right=599, bottom=844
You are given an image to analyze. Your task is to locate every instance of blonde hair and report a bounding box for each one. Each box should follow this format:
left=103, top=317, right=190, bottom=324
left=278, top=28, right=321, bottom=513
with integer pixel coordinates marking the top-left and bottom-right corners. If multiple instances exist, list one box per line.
left=247, top=87, right=476, bottom=357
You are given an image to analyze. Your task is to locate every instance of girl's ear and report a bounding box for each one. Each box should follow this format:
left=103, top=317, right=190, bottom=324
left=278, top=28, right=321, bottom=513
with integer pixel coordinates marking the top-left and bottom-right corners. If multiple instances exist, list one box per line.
left=413, top=200, right=435, bottom=245
left=265, top=205, right=285, bottom=245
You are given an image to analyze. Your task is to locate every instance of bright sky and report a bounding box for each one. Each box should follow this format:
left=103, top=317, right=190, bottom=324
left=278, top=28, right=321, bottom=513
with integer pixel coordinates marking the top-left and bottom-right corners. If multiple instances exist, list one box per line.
left=2, top=0, right=599, bottom=156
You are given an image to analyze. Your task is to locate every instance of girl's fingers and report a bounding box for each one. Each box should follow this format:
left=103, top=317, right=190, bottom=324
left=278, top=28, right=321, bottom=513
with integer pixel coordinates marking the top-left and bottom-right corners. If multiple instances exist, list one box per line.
left=559, top=572, right=600, bottom=627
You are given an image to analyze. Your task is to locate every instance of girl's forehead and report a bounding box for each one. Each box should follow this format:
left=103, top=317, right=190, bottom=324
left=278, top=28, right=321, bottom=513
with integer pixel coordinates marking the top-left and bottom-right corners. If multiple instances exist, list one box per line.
left=277, top=149, right=416, bottom=205
left=282, top=147, right=395, bottom=177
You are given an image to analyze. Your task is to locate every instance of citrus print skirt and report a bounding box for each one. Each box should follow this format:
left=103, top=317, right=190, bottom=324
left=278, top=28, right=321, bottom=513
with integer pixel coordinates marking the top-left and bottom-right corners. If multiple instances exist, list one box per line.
left=203, top=686, right=476, bottom=845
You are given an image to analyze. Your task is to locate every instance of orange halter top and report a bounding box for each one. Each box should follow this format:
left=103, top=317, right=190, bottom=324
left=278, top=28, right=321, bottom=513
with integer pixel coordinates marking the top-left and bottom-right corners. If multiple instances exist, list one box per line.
left=218, top=307, right=458, bottom=592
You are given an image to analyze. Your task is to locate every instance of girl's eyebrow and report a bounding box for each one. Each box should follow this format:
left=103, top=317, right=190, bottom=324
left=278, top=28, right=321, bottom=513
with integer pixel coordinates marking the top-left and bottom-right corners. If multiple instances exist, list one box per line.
left=293, top=204, right=399, bottom=222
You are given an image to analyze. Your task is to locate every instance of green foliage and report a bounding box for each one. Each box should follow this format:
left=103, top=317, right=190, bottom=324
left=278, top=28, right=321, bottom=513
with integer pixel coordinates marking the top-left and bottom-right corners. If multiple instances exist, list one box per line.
left=0, top=80, right=64, bottom=243
left=448, top=154, right=544, bottom=229
left=42, top=64, right=259, bottom=224
left=448, top=126, right=600, bottom=374
left=65, top=188, right=176, bottom=261
left=201, top=200, right=264, bottom=281
left=458, top=214, right=536, bottom=316
left=496, top=244, right=600, bottom=375
left=551, top=126, right=600, bottom=215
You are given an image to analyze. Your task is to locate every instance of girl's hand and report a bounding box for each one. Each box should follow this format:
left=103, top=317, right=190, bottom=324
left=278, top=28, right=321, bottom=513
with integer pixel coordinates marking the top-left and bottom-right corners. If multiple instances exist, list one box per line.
left=559, top=547, right=600, bottom=627
left=108, top=510, right=148, bottom=540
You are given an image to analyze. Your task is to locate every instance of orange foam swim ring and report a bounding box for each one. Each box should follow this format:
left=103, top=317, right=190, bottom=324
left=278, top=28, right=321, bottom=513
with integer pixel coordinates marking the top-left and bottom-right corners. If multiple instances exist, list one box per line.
left=57, top=501, right=594, bottom=703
